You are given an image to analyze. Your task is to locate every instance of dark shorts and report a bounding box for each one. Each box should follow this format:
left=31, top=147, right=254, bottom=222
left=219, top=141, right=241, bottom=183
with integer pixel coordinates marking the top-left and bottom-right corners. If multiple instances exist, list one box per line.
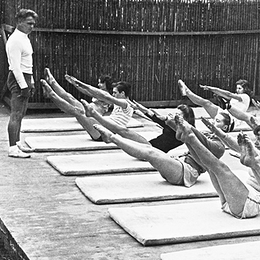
left=7, top=71, right=33, bottom=96
left=7, top=71, right=34, bottom=114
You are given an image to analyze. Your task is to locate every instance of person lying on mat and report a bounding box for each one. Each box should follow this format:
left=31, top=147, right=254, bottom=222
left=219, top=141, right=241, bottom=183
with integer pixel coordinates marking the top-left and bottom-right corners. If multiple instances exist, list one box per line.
left=129, top=101, right=196, bottom=153
left=178, top=79, right=235, bottom=132
left=206, top=101, right=260, bottom=159
left=92, top=109, right=231, bottom=187
left=188, top=116, right=260, bottom=218
left=199, top=79, right=252, bottom=113
left=81, top=99, right=195, bottom=152
left=41, top=68, right=133, bottom=141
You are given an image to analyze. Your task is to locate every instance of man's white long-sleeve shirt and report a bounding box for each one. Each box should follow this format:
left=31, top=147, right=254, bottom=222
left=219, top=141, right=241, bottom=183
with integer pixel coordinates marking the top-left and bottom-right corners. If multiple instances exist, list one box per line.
left=6, top=29, right=33, bottom=89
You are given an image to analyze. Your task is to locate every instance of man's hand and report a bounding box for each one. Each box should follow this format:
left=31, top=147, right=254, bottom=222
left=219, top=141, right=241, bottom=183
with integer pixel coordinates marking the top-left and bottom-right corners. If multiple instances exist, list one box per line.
left=30, top=84, right=35, bottom=97
left=18, top=87, right=30, bottom=98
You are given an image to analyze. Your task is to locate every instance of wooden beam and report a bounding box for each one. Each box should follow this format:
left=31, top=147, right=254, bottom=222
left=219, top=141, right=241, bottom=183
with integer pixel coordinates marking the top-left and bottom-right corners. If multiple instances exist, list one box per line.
left=33, top=27, right=260, bottom=36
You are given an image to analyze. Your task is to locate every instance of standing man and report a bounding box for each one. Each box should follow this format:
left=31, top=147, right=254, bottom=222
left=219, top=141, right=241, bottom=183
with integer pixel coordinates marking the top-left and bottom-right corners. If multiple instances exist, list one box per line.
left=6, top=9, right=38, bottom=158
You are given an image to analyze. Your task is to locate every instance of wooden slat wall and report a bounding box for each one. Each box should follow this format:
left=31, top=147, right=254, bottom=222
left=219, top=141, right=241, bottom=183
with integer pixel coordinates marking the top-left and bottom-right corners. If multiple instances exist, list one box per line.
left=1, top=0, right=260, bottom=107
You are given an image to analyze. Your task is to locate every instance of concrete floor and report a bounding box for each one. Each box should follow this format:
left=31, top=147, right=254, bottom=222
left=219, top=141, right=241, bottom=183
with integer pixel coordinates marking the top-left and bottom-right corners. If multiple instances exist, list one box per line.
left=1, top=101, right=260, bottom=260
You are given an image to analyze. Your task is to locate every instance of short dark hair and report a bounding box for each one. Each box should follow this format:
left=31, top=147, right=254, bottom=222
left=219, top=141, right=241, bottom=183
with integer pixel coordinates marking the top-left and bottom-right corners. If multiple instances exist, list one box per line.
left=99, top=75, right=113, bottom=94
left=235, top=79, right=252, bottom=97
left=113, top=81, right=131, bottom=97
left=177, top=104, right=195, bottom=127
left=15, top=9, right=38, bottom=23
left=220, top=111, right=234, bottom=133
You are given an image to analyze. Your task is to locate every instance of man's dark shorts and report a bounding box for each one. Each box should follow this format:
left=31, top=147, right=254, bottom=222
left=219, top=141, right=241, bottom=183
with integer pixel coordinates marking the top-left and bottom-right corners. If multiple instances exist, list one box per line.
left=7, top=71, right=33, bottom=97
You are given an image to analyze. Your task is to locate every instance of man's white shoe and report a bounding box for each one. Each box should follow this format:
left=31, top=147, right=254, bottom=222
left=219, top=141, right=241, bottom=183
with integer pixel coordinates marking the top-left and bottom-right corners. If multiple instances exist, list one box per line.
left=16, top=141, right=35, bottom=152
left=8, top=145, right=31, bottom=158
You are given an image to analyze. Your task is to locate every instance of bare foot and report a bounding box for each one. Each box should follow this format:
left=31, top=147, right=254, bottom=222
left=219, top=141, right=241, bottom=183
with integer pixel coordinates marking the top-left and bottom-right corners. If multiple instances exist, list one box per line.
left=65, top=74, right=79, bottom=86
left=81, top=99, right=96, bottom=117
left=44, top=68, right=56, bottom=85
left=250, top=116, right=259, bottom=129
left=41, top=79, right=53, bottom=98
left=93, top=124, right=113, bottom=143
left=165, top=113, right=177, bottom=131
left=175, top=114, right=194, bottom=143
left=238, top=133, right=259, bottom=167
left=178, top=79, right=188, bottom=96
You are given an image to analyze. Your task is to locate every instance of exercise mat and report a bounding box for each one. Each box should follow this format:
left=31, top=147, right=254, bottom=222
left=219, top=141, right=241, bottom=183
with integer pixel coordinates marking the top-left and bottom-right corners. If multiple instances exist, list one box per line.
left=21, top=116, right=144, bottom=132
left=75, top=172, right=217, bottom=204
left=47, top=151, right=156, bottom=176
left=160, top=241, right=260, bottom=260
left=108, top=199, right=260, bottom=246
left=25, top=131, right=160, bottom=152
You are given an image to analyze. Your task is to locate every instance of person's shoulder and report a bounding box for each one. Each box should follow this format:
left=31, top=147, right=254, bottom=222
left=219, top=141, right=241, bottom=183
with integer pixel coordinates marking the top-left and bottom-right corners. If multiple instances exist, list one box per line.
left=239, top=93, right=250, bottom=101
left=6, top=32, right=20, bottom=45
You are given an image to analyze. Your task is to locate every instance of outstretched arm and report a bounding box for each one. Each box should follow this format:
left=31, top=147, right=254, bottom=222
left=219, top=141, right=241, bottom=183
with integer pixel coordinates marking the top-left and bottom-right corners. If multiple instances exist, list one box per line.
left=65, top=74, right=128, bottom=109
left=200, top=85, right=242, bottom=101
left=201, top=117, right=241, bottom=152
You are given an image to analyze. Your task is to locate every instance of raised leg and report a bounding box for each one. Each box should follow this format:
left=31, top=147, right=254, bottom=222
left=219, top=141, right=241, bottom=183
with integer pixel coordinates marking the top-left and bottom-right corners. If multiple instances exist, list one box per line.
left=94, top=124, right=184, bottom=185
left=176, top=114, right=249, bottom=217
left=44, top=68, right=83, bottom=110
left=178, top=79, right=219, bottom=118
left=81, top=99, right=151, bottom=144
left=238, top=133, right=260, bottom=185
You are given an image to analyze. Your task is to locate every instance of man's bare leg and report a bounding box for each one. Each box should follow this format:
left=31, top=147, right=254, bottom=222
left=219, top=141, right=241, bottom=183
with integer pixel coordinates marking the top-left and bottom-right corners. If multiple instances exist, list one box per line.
left=81, top=99, right=151, bottom=144
left=94, top=124, right=184, bottom=185
left=178, top=79, right=219, bottom=118
left=175, top=115, right=249, bottom=217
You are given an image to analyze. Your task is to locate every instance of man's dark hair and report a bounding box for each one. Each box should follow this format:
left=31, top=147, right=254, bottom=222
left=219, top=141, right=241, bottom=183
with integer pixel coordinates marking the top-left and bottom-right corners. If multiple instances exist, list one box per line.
left=113, top=81, right=131, bottom=97
left=15, top=9, right=38, bottom=23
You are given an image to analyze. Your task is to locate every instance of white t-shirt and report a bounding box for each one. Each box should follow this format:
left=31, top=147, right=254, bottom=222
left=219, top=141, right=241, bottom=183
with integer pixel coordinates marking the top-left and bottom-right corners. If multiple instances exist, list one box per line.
left=109, top=103, right=133, bottom=126
left=230, top=93, right=250, bottom=112
left=6, top=29, right=33, bottom=89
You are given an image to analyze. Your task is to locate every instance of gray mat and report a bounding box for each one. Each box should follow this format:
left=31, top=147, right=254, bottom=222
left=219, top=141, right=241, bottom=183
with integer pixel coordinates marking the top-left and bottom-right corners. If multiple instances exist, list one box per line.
left=108, top=200, right=260, bottom=246
left=161, top=241, right=260, bottom=260
left=75, top=173, right=217, bottom=204
left=47, top=151, right=156, bottom=176
left=21, top=117, right=144, bottom=132
left=25, top=131, right=160, bottom=152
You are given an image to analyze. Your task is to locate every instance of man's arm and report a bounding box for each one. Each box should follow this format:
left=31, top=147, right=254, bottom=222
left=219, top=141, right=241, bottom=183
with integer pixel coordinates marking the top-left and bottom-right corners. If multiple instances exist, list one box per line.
left=200, top=85, right=242, bottom=101
left=65, top=75, right=128, bottom=109
left=201, top=117, right=241, bottom=152
left=6, top=40, right=29, bottom=90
